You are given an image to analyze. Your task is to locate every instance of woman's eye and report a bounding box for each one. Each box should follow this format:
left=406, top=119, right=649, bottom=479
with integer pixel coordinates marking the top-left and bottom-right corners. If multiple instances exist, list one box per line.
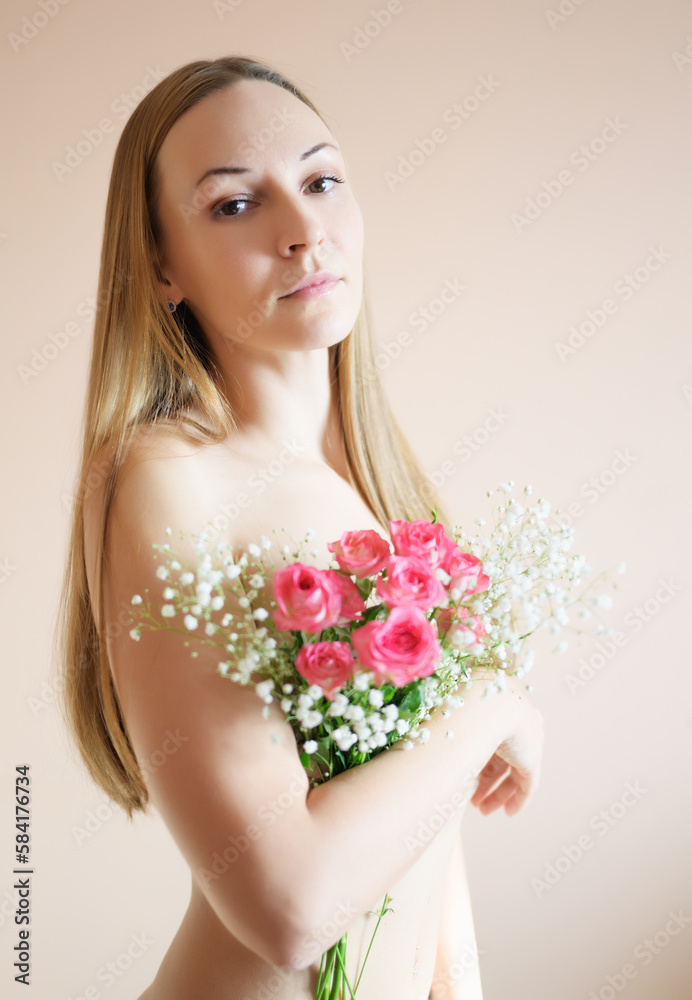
left=307, top=173, right=345, bottom=194
left=212, top=174, right=344, bottom=218
left=213, top=198, right=250, bottom=217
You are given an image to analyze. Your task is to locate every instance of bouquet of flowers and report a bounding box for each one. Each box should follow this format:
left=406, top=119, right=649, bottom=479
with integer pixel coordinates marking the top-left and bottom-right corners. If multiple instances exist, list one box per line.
left=127, top=481, right=623, bottom=998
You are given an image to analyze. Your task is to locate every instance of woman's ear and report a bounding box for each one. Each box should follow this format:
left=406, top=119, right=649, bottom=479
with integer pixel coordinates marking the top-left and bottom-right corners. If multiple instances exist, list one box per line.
left=154, top=252, right=185, bottom=309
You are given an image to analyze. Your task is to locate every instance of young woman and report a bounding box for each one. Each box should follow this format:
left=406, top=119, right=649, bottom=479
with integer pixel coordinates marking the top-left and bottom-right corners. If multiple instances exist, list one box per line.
left=56, top=56, right=544, bottom=1000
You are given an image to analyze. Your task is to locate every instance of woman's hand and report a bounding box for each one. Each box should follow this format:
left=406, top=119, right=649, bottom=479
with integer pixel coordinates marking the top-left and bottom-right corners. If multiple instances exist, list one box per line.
left=468, top=680, right=544, bottom=817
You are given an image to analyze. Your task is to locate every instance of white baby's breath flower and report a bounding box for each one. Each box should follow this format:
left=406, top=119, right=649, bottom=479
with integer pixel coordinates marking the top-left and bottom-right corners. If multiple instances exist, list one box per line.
left=352, top=671, right=374, bottom=691
left=594, top=593, right=613, bottom=609
left=368, top=689, right=384, bottom=708
left=331, top=727, right=358, bottom=751
left=327, top=692, right=350, bottom=717
left=131, top=594, right=143, bottom=605
left=303, top=740, right=318, bottom=754
left=282, top=683, right=294, bottom=694
left=553, top=640, right=569, bottom=653
left=253, top=607, right=269, bottom=620
left=183, top=614, right=198, bottom=630
left=343, top=704, right=365, bottom=722
left=307, top=684, right=324, bottom=701
left=163, top=587, right=176, bottom=600
left=256, top=679, right=274, bottom=703
left=298, top=693, right=314, bottom=709
left=280, top=698, right=292, bottom=713
left=248, top=542, right=261, bottom=557
left=205, top=623, right=217, bottom=636
left=129, top=628, right=141, bottom=641
left=395, top=719, right=410, bottom=735
left=179, top=571, right=194, bottom=586
left=161, top=604, right=175, bottom=618
left=155, top=565, right=168, bottom=580
left=211, top=595, right=225, bottom=611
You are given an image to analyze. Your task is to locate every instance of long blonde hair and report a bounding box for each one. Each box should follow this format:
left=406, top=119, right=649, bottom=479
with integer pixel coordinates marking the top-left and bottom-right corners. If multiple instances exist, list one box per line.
left=54, top=55, right=453, bottom=819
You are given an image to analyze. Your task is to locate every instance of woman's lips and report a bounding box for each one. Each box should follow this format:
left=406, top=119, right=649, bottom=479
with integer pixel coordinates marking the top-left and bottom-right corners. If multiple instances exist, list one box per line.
left=280, top=277, right=340, bottom=300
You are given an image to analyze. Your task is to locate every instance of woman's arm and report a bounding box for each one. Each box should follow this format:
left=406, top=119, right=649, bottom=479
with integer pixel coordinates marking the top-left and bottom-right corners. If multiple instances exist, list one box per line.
left=87, top=437, right=543, bottom=971
left=429, top=831, right=484, bottom=1000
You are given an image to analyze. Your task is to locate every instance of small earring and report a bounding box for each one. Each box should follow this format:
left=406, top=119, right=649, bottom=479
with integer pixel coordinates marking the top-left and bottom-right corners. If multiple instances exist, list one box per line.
left=167, top=300, right=177, bottom=313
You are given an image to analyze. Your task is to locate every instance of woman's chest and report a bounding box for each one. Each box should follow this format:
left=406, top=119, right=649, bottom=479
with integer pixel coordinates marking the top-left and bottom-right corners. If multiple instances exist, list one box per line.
left=200, top=450, right=389, bottom=568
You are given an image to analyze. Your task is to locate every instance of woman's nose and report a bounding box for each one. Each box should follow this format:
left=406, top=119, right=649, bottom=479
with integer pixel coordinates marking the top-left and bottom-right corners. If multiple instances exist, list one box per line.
left=275, top=195, right=327, bottom=256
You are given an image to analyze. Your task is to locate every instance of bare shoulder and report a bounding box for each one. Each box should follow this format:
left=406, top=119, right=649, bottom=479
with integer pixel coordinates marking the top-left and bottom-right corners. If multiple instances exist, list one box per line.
left=82, top=421, right=236, bottom=614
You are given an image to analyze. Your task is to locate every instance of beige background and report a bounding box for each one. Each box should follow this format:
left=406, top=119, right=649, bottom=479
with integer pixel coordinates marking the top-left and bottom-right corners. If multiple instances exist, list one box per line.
left=1, top=0, right=691, bottom=997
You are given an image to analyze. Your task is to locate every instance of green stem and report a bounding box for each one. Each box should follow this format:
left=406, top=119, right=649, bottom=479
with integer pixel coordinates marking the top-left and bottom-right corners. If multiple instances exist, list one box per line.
left=328, top=938, right=344, bottom=1000
left=317, top=944, right=336, bottom=999
left=333, top=934, right=357, bottom=999
left=352, top=894, right=392, bottom=995
left=315, top=948, right=327, bottom=995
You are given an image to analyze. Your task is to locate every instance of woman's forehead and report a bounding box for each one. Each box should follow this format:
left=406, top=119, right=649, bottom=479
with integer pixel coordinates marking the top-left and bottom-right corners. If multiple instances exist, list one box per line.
left=156, top=79, right=336, bottom=194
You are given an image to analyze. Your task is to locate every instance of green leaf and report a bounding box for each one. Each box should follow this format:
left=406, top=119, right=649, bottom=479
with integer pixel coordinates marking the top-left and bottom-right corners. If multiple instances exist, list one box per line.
left=397, top=684, right=423, bottom=716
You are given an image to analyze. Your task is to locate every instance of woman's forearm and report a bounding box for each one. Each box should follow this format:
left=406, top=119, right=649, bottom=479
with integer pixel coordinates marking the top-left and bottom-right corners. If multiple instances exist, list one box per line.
left=283, top=677, right=523, bottom=966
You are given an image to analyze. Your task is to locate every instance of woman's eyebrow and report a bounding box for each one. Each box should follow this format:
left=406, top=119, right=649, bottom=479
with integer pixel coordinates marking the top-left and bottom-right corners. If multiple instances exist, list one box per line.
left=193, top=141, right=340, bottom=191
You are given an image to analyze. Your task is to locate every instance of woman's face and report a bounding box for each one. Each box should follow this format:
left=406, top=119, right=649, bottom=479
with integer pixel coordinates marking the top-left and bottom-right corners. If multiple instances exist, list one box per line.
left=153, top=78, right=364, bottom=356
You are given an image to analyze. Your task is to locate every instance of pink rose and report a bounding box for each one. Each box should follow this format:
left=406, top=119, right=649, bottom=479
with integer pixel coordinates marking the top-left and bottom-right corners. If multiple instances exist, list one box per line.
left=272, top=564, right=343, bottom=632
left=435, top=605, right=488, bottom=647
left=375, top=554, right=448, bottom=612
left=439, top=541, right=490, bottom=597
left=272, top=564, right=366, bottom=632
left=295, top=641, right=356, bottom=700
left=333, top=572, right=368, bottom=625
left=389, top=519, right=451, bottom=568
left=328, top=529, right=391, bottom=578
left=351, top=605, right=442, bottom=687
